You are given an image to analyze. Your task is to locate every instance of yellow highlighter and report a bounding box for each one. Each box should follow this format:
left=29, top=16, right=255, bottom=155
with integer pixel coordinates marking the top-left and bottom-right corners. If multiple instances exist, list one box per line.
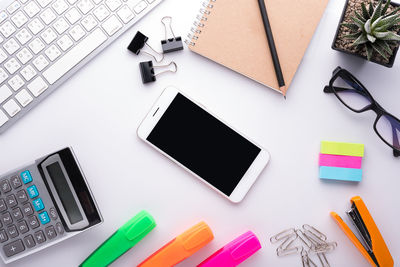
left=331, top=196, right=393, bottom=267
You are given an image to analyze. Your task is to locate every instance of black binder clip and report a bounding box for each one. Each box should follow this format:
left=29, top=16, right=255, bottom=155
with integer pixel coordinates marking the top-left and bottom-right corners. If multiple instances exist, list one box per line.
left=161, top=16, right=184, bottom=53
left=139, top=61, right=177, bottom=84
left=128, top=31, right=164, bottom=62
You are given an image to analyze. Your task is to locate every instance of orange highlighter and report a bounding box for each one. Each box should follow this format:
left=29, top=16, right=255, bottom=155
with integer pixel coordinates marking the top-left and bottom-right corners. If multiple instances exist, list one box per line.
left=138, top=221, right=214, bottom=267
left=331, top=196, right=393, bottom=267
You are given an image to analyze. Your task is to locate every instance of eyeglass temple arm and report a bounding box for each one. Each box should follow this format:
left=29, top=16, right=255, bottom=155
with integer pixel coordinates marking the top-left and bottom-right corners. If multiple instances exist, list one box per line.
left=324, top=86, right=370, bottom=98
left=391, top=125, right=400, bottom=157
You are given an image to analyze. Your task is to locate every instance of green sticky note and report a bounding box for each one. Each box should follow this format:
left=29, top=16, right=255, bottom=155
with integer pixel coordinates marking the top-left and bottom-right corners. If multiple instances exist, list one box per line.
left=321, top=141, right=364, bottom=157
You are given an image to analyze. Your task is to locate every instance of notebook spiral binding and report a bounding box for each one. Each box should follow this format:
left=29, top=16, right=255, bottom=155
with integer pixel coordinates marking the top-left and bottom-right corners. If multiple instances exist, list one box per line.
left=185, top=0, right=216, bottom=46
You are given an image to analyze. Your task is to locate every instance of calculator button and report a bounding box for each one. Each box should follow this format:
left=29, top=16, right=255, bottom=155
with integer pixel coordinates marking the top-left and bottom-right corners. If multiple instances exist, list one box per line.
left=23, top=235, right=35, bottom=248
left=0, top=199, right=6, bottom=212
left=16, top=221, right=28, bottom=234
left=5, top=195, right=17, bottom=208
left=20, top=171, right=32, bottom=184
left=1, top=212, right=12, bottom=225
left=32, top=198, right=44, bottom=211
left=33, top=230, right=45, bottom=244
left=7, top=225, right=18, bottom=238
left=22, top=203, right=33, bottom=216
left=3, top=239, right=25, bottom=257
left=11, top=208, right=23, bottom=220
left=26, top=185, right=39, bottom=198
left=49, top=208, right=58, bottom=220
left=0, top=230, right=8, bottom=243
left=27, top=215, right=39, bottom=229
left=9, top=176, right=22, bottom=189
left=45, top=225, right=56, bottom=239
left=55, top=222, right=64, bottom=235
left=16, top=190, right=28, bottom=204
left=38, top=211, right=50, bottom=225
left=0, top=180, right=11, bottom=193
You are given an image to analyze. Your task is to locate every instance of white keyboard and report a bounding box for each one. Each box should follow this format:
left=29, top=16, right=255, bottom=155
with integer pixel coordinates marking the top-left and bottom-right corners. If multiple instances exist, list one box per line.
left=0, top=0, right=164, bottom=133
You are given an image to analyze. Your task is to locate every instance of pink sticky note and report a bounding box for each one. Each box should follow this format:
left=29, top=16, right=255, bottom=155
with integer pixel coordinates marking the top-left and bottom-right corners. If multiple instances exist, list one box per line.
left=319, top=153, right=362, bottom=169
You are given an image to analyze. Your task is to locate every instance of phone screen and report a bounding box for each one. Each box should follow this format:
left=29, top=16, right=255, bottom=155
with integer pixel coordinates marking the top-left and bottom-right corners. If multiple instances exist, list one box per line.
left=147, top=93, right=261, bottom=196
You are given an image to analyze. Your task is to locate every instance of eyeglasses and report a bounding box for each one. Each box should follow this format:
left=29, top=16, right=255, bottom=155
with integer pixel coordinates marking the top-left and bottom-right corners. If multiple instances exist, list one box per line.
left=324, top=67, right=400, bottom=157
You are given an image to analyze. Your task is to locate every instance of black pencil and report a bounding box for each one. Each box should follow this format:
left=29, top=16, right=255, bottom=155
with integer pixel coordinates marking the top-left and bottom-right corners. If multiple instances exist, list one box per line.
left=257, top=0, right=287, bottom=97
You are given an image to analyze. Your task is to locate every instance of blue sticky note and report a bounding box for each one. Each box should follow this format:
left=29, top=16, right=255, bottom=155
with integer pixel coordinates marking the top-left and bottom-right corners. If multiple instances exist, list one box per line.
left=319, top=166, right=362, bottom=182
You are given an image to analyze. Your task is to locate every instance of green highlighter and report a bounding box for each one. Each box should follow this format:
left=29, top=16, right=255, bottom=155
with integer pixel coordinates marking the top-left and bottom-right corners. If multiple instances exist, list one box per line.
left=80, top=210, right=156, bottom=267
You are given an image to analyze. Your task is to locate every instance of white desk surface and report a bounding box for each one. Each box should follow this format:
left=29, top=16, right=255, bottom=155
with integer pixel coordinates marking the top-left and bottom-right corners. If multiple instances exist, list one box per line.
left=1, top=0, right=399, bottom=266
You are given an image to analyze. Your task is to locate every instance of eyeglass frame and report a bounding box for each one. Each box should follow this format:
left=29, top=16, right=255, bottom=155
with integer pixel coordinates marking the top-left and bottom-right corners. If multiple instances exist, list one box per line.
left=324, top=66, right=400, bottom=157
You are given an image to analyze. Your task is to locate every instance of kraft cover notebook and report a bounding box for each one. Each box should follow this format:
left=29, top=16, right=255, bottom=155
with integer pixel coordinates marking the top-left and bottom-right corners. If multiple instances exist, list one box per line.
left=187, top=0, right=329, bottom=95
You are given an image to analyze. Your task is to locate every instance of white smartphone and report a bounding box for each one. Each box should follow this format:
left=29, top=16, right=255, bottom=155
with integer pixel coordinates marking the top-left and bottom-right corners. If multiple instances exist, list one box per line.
left=137, top=86, right=270, bottom=203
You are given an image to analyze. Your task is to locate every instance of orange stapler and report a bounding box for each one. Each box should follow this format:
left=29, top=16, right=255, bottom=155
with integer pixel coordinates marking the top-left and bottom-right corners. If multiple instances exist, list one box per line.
left=330, top=196, right=393, bottom=267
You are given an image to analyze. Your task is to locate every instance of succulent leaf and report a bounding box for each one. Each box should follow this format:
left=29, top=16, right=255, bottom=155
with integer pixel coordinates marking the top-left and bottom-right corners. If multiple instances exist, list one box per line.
left=352, top=34, right=369, bottom=46
left=352, top=16, right=367, bottom=29
left=371, top=0, right=383, bottom=22
left=362, top=3, right=370, bottom=19
left=382, top=0, right=391, bottom=14
left=342, top=23, right=361, bottom=31
left=376, top=39, right=393, bottom=54
left=383, top=6, right=400, bottom=18
left=344, top=32, right=363, bottom=39
left=355, top=10, right=367, bottom=22
left=366, top=44, right=373, bottom=60
left=376, top=31, right=400, bottom=40
left=367, top=34, right=377, bottom=42
left=369, top=2, right=374, bottom=16
left=365, top=18, right=372, bottom=33
left=371, top=42, right=389, bottom=60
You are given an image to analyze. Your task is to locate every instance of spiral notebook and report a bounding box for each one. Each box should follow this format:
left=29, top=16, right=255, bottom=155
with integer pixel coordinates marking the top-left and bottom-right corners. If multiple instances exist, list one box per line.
left=187, top=0, right=329, bottom=95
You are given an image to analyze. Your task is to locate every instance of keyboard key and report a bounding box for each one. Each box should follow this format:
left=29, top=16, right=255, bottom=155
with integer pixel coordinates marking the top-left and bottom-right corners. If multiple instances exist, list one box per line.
left=93, top=5, right=110, bottom=22
left=0, top=199, right=7, bottom=212
left=37, top=0, right=53, bottom=8
left=1, top=212, right=13, bottom=225
left=43, top=28, right=107, bottom=84
left=57, top=35, right=73, bottom=51
left=41, top=28, right=57, bottom=44
left=77, top=0, right=95, bottom=14
left=32, top=198, right=44, bottom=211
left=23, top=235, right=35, bottom=248
left=16, top=190, right=29, bottom=203
left=11, top=11, right=28, bottom=28
left=24, top=1, right=40, bottom=18
left=9, top=176, right=22, bottom=188
left=33, top=55, right=49, bottom=71
left=102, top=15, right=122, bottom=36
left=16, top=221, right=29, bottom=234
left=16, top=48, right=33, bottom=65
left=105, top=0, right=122, bottom=11
left=45, top=45, right=61, bottom=61
left=3, top=38, right=20, bottom=54
left=26, top=185, right=39, bottom=198
left=0, top=85, right=12, bottom=103
left=4, top=58, right=21, bottom=74
left=3, top=239, right=25, bottom=257
left=28, top=76, right=48, bottom=96
left=49, top=208, right=58, bottom=220
left=0, top=12, right=7, bottom=24
left=3, top=99, right=21, bottom=117
left=7, top=225, right=18, bottom=238
left=27, top=18, right=44, bottom=35
left=45, top=225, right=57, bottom=239
left=21, top=65, right=37, bottom=81
left=38, top=211, right=50, bottom=225
left=27, top=215, right=39, bottom=229
left=15, top=89, right=33, bottom=107
left=0, top=48, right=7, bottom=63
left=55, top=222, right=64, bottom=235
left=52, top=0, right=69, bottom=15
left=33, top=230, right=46, bottom=243
left=0, top=68, right=9, bottom=83
left=0, top=179, right=12, bottom=193
left=65, top=8, right=82, bottom=24
left=0, top=230, right=8, bottom=243
left=11, top=208, right=23, bottom=220
left=22, top=203, right=33, bottom=216
left=81, top=14, right=97, bottom=31
left=21, top=171, right=32, bottom=184
left=53, top=18, right=69, bottom=34
left=69, top=25, right=85, bottom=41
left=5, top=194, right=18, bottom=208
left=40, top=8, right=56, bottom=25
left=8, top=75, right=25, bottom=91
left=133, top=0, right=147, bottom=13
left=117, top=5, right=135, bottom=23
left=15, top=29, right=32, bottom=45
left=0, top=111, right=8, bottom=127
left=7, top=1, right=21, bottom=15
left=0, top=21, right=16, bottom=38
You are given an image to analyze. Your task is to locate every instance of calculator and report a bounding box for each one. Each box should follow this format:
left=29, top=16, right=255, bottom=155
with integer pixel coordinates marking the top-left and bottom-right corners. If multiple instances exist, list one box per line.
left=0, top=147, right=102, bottom=264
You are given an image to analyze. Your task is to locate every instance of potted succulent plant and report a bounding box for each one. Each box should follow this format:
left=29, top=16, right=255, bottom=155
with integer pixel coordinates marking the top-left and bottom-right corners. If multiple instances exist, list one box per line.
left=332, top=0, right=400, bottom=67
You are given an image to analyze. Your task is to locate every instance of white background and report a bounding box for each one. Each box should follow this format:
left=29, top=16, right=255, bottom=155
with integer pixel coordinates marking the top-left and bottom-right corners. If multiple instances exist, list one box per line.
left=1, top=0, right=399, bottom=266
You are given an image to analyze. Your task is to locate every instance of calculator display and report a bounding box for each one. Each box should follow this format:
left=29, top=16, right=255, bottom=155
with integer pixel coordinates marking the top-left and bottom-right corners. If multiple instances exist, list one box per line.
left=46, top=162, right=83, bottom=224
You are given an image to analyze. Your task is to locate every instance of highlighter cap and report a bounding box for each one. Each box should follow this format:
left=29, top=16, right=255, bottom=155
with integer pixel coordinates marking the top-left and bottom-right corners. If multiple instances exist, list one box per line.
left=177, top=221, right=214, bottom=253
left=120, top=210, right=156, bottom=241
left=198, top=231, right=261, bottom=267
